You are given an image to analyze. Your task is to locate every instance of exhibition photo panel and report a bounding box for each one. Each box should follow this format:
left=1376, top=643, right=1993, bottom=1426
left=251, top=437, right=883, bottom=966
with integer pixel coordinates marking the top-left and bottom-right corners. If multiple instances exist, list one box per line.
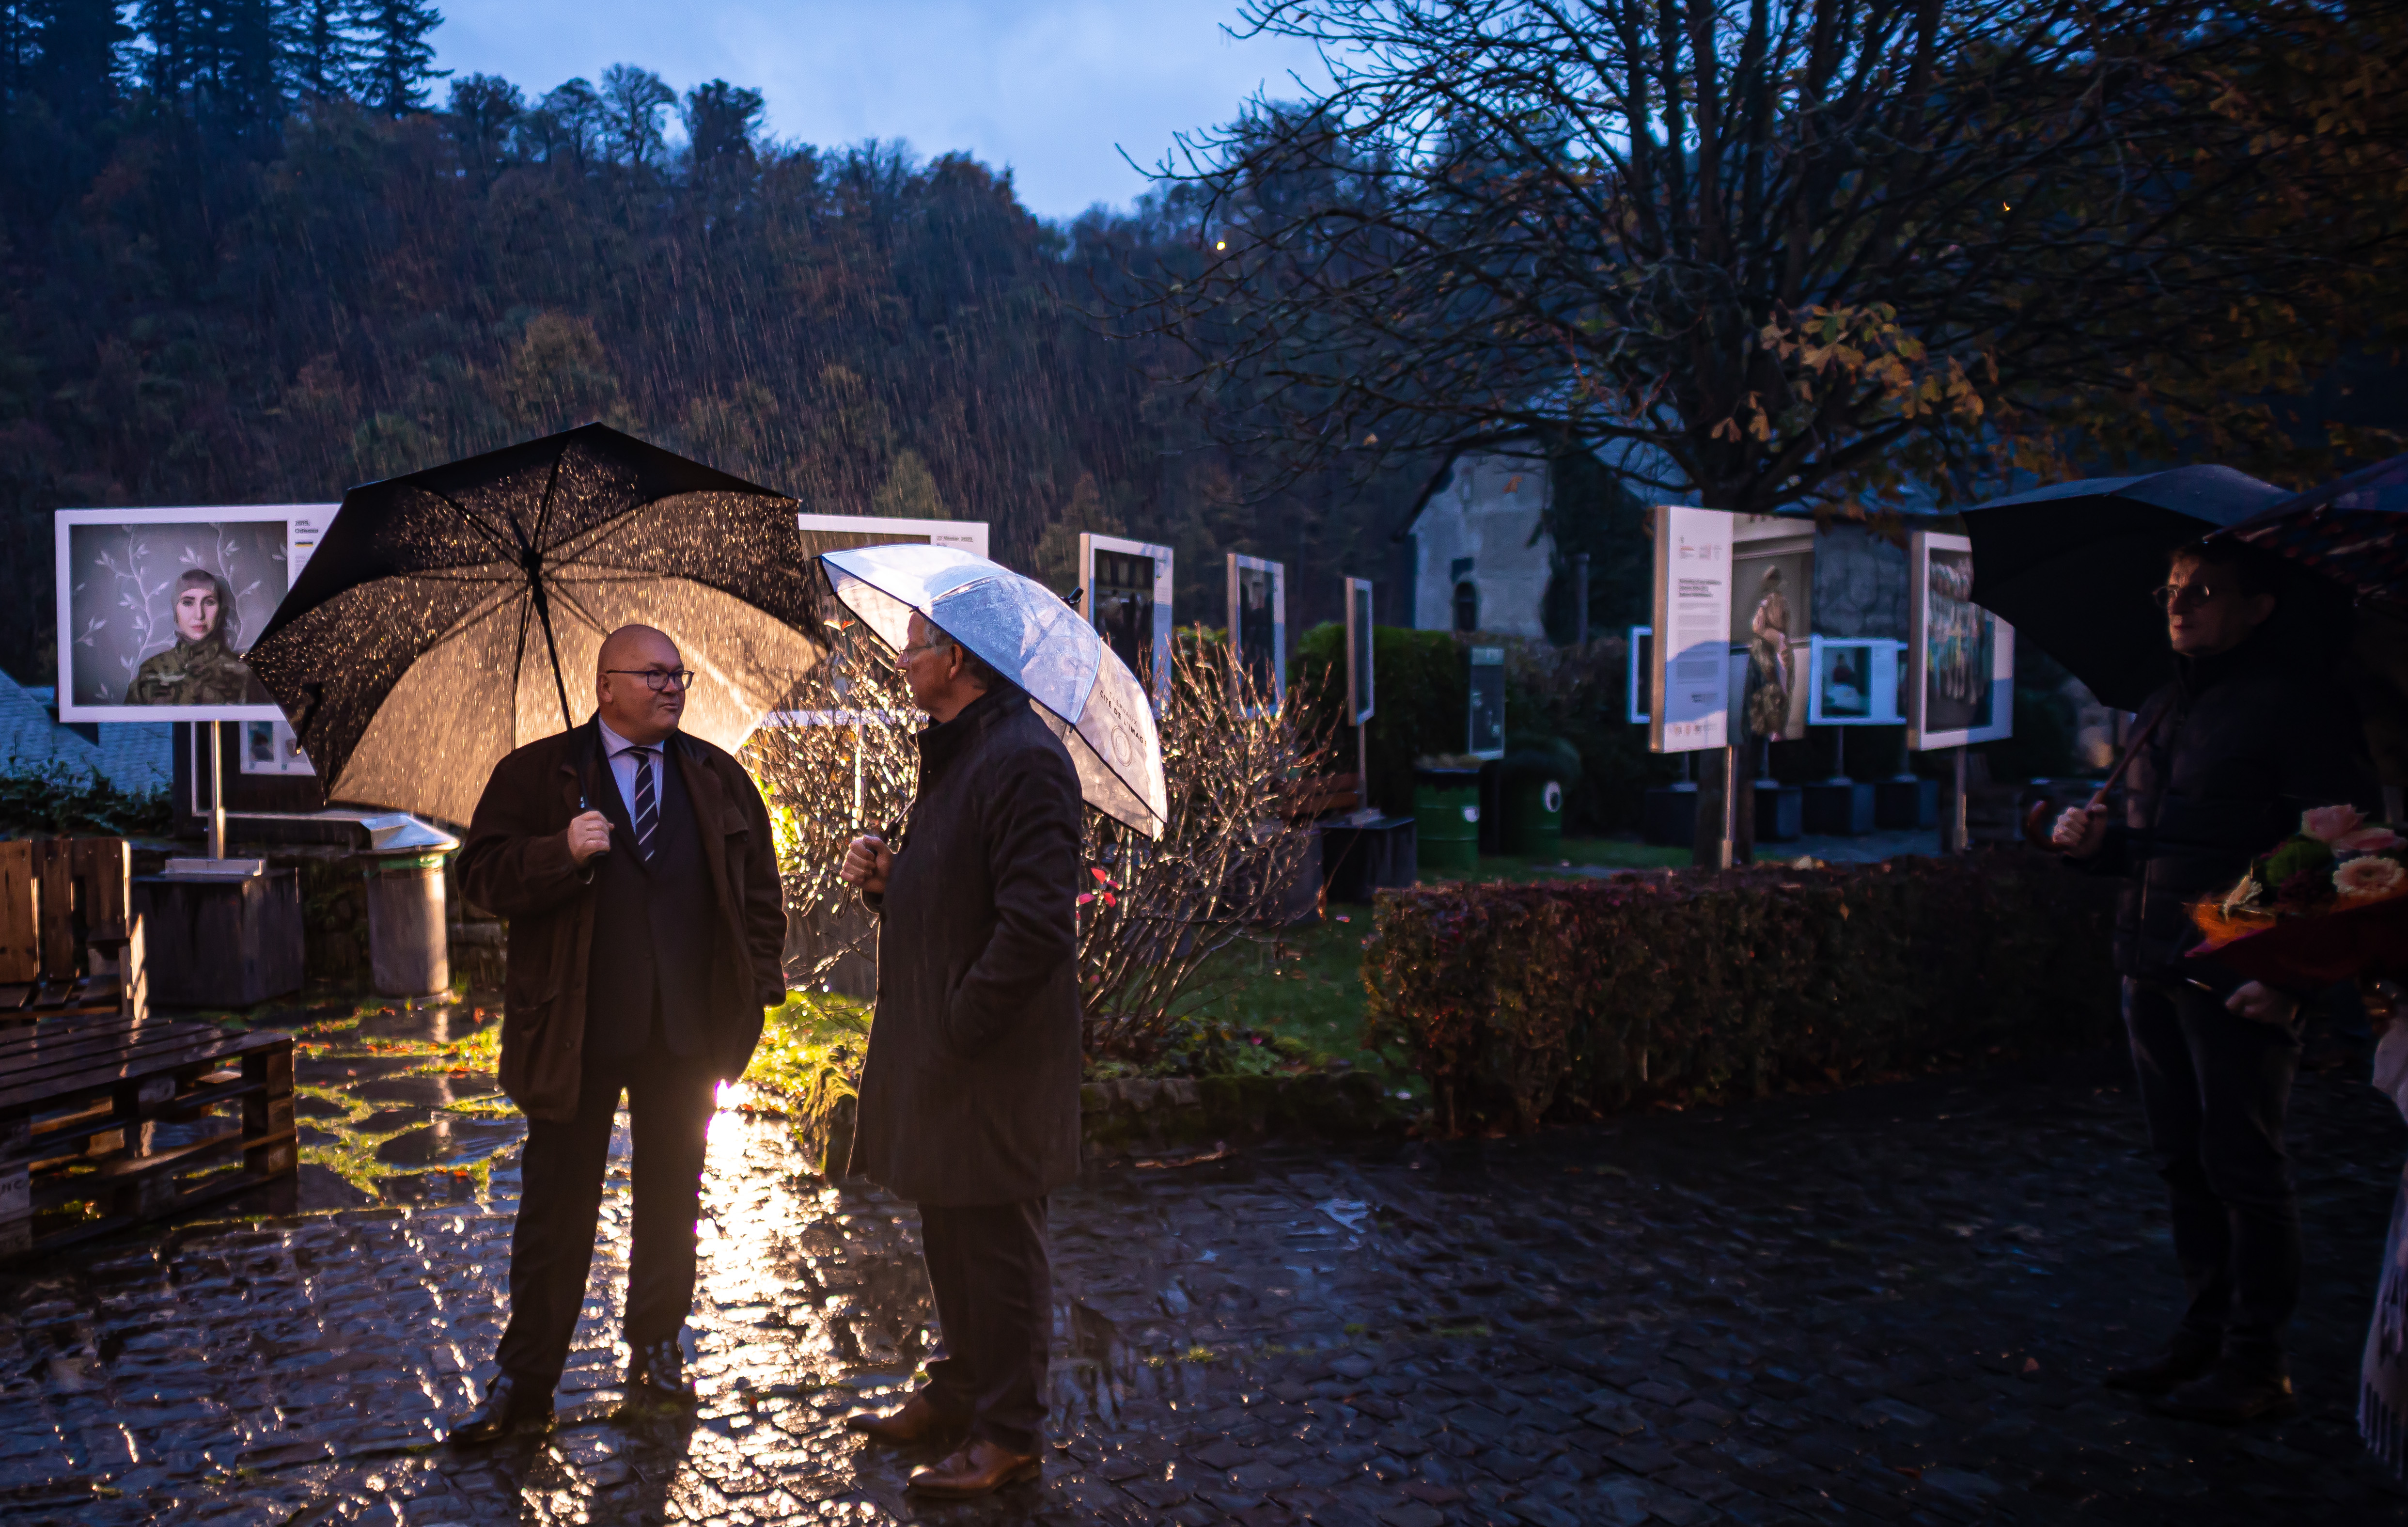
left=1225, top=553, right=1286, bottom=714
left=1806, top=637, right=1905, bottom=727
left=55, top=504, right=333, bottom=723
left=1908, top=530, right=2015, bottom=749
left=1648, top=505, right=1732, bottom=754
left=1731, top=525, right=1813, bottom=744
left=1080, top=533, right=1174, bottom=708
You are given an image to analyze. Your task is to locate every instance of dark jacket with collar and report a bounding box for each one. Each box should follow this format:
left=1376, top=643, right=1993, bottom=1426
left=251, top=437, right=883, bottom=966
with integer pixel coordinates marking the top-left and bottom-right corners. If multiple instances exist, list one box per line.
left=2088, top=635, right=2377, bottom=989
left=848, top=683, right=1084, bottom=1207
left=459, top=717, right=787, bottom=1120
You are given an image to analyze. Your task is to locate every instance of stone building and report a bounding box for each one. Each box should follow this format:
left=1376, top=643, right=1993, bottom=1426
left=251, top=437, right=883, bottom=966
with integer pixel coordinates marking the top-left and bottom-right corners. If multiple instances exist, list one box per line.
left=1398, top=443, right=1560, bottom=636
left=1398, top=442, right=1922, bottom=645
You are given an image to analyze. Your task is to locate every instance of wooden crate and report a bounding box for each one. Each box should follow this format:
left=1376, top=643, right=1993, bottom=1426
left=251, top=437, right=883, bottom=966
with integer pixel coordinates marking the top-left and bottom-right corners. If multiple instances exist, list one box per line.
left=132, top=869, right=302, bottom=1008
left=0, top=839, right=144, bottom=1023
left=0, top=1013, right=296, bottom=1260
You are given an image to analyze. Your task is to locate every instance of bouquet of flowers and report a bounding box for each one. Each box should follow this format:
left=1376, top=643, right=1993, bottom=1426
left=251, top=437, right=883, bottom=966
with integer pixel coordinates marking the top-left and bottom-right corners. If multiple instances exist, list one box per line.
left=2189, top=806, right=2408, bottom=987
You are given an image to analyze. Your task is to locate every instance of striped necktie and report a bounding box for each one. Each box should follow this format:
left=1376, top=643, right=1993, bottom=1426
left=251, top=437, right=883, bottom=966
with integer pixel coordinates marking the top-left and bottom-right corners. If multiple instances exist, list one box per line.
left=626, top=746, right=659, bottom=863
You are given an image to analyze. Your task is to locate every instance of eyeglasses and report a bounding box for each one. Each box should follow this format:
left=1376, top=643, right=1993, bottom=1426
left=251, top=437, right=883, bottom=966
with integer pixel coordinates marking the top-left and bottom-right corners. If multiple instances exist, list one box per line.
left=603, top=668, right=697, bottom=692
left=2150, top=583, right=2224, bottom=613
left=896, top=641, right=948, bottom=661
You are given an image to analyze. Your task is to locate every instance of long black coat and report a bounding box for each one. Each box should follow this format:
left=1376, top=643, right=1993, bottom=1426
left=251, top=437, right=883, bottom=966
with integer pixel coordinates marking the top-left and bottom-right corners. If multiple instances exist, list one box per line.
left=849, top=683, right=1084, bottom=1206
left=2089, top=635, right=2376, bottom=989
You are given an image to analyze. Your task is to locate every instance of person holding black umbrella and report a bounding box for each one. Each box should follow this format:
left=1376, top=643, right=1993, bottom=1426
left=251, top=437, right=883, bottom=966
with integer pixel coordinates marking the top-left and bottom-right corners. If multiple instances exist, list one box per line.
left=2053, top=540, right=2377, bottom=1422
left=445, top=623, right=788, bottom=1443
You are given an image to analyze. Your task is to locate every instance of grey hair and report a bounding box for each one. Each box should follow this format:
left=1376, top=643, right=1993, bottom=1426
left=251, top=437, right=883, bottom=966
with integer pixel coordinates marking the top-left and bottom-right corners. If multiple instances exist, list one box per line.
left=924, top=620, right=1002, bottom=691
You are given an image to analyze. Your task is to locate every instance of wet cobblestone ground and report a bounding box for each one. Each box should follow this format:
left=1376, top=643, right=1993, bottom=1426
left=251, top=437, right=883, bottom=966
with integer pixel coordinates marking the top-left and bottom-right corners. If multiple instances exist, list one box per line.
left=6, top=1040, right=2408, bottom=1526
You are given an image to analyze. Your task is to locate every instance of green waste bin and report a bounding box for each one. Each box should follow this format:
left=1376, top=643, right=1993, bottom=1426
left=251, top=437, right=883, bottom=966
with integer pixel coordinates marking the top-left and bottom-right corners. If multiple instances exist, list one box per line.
left=1503, top=774, right=1565, bottom=860
left=1413, top=768, right=1482, bottom=875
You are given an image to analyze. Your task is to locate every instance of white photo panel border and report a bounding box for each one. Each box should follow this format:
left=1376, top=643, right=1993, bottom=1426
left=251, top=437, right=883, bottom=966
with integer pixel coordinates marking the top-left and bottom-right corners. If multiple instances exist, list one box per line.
left=55, top=504, right=335, bottom=723
left=1906, top=530, right=2016, bottom=749
left=1225, top=552, right=1287, bottom=715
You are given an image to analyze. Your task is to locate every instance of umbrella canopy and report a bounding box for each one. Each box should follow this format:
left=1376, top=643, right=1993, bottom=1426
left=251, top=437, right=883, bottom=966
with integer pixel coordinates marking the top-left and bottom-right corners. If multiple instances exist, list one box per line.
left=2219, top=452, right=2408, bottom=794
left=1961, top=464, right=2288, bottom=709
left=249, top=424, right=824, bottom=826
left=2222, top=451, right=2408, bottom=609
left=818, top=543, right=1168, bottom=838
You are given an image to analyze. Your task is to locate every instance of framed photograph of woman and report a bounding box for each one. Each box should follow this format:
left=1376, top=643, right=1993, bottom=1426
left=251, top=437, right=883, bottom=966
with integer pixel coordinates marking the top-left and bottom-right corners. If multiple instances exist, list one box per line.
left=1729, top=523, right=1813, bottom=743
left=1907, top=531, right=2015, bottom=748
left=55, top=505, right=332, bottom=722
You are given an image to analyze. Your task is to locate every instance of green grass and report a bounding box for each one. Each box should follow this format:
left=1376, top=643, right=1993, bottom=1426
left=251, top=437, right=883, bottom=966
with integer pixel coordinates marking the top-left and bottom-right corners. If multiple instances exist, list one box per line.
left=1167, top=835, right=1682, bottom=1087
left=1435, top=835, right=1690, bottom=884
left=1182, top=919, right=1378, bottom=1069
left=739, top=992, right=873, bottom=1114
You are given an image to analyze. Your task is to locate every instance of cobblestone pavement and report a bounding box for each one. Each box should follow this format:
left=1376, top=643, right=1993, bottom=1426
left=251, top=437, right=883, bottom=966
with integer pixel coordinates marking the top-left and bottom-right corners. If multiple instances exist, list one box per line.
left=6, top=1044, right=2408, bottom=1526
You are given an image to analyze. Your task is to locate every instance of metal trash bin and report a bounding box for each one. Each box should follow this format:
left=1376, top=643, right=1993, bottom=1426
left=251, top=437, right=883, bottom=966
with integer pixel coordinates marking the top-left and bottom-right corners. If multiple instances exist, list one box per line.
left=359, top=815, right=461, bottom=998
left=1503, top=775, right=1565, bottom=860
left=1413, top=768, right=1482, bottom=875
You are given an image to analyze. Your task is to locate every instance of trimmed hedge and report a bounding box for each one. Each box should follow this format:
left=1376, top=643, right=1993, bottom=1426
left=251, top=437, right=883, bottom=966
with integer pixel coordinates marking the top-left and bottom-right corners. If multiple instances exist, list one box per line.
left=1294, top=622, right=1467, bottom=816
left=1363, top=849, right=2119, bottom=1135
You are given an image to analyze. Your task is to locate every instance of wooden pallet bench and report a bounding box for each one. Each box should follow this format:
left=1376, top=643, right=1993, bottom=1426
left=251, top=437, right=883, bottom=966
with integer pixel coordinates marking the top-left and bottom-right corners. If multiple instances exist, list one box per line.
left=0, top=838, right=146, bottom=1026
left=0, top=1013, right=296, bottom=1260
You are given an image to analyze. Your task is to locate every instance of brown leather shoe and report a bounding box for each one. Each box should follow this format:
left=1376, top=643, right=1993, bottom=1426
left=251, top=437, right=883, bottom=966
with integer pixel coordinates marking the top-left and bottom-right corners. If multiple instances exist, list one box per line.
left=844, top=1391, right=962, bottom=1446
left=907, top=1438, right=1041, bottom=1497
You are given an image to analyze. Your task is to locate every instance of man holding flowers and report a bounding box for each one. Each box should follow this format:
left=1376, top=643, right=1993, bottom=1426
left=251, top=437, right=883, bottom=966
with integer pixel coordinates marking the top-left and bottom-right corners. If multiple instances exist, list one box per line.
left=2053, top=541, right=2377, bottom=1423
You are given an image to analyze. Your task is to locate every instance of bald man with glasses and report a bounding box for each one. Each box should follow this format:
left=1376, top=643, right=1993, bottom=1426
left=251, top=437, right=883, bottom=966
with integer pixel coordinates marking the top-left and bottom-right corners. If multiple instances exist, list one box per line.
left=449, top=624, right=787, bottom=1444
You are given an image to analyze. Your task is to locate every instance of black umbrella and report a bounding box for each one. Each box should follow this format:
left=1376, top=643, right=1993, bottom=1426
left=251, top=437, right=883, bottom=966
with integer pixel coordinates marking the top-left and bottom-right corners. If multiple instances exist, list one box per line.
left=1961, top=464, right=2287, bottom=709
left=249, top=424, right=824, bottom=826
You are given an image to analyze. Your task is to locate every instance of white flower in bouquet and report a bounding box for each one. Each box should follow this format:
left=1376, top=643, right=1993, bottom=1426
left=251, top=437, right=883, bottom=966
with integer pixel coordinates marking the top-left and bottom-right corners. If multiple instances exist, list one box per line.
left=2335, top=856, right=2407, bottom=900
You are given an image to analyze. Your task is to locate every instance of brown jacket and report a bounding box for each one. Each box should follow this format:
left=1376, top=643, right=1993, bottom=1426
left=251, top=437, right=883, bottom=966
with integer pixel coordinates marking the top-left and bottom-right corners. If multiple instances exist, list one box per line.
left=460, top=718, right=787, bottom=1120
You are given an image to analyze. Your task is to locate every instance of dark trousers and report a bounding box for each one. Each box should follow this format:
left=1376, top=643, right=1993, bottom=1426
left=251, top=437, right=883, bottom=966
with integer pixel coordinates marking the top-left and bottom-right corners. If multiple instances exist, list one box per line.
left=919, top=1197, right=1051, bottom=1453
left=2123, top=976, right=2302, bottom=1370
left=493, top=1043, right=716, bottom=1391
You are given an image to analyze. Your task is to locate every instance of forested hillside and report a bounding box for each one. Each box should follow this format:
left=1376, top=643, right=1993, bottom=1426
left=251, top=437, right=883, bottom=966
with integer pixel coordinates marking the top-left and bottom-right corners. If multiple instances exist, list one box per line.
left=0, top=2, right=1421, bottom=685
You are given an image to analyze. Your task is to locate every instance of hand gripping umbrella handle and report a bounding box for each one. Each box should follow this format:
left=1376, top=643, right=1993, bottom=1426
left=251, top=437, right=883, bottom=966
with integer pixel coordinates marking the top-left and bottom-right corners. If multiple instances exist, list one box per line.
left=2021, top=706, right=2165, bottom=850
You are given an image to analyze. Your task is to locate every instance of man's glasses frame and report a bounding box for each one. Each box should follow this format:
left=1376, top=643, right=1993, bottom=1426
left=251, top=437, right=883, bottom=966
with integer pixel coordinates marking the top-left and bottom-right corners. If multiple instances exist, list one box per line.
left=2150, top=583, right=2227, bottom=613
left=603, top=668, right=698, bottom=692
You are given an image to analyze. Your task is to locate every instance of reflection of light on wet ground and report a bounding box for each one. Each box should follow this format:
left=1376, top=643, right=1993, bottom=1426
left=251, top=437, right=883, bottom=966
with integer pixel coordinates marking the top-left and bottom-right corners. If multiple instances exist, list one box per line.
left=23, top=1053, right=2408, bottom=1522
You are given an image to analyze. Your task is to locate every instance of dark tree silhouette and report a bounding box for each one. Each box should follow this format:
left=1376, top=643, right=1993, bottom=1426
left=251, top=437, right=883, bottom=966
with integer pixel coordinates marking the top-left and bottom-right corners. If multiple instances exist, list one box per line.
left=1125, top=0, right=2407, bottom=513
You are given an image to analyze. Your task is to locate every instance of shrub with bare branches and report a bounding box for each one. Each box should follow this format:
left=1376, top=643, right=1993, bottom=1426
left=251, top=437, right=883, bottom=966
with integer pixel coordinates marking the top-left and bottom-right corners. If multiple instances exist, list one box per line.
left=749, top=628, right=1329, bottom=1050
left=745, top=632, right=922, bottom=991
left=1079, top=634, right=1330, bottom=1058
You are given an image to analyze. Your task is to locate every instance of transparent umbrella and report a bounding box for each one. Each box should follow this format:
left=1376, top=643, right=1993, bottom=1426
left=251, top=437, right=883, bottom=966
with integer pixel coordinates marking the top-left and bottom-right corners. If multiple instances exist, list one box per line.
left=818, top=543, right=1167, bottom=838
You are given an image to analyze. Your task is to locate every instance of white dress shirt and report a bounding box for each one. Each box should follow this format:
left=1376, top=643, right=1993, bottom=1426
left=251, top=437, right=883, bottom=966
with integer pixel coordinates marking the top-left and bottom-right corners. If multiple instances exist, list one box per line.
left=595, top=717, right=663, bottom=820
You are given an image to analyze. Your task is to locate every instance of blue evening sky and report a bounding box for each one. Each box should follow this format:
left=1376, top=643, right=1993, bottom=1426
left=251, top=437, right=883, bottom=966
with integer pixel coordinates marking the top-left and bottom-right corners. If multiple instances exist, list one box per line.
left=433, top=0, right=1331, bottom=220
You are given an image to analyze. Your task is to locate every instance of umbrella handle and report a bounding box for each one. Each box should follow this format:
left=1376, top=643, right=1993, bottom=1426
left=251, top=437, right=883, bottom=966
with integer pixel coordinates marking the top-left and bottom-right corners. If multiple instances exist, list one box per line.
left=2087, top=706, right=2164, bottom=810
left=2022, top=707, right=2165, bottom=851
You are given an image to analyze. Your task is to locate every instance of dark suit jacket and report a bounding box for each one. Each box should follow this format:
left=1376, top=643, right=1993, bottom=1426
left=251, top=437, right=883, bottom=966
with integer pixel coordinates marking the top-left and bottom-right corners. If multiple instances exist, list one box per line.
left=460, top=717, right=787, bottom=1120
left=849, top=684, right=1084, bottom=1206
left=582, top=736, right=718, bottom=1059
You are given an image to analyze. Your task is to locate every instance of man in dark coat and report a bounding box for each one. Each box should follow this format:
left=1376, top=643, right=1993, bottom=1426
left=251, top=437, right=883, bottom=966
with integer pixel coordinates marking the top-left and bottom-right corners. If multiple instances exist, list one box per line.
left=2056, top=542, right=2376, bottom=1422
left=838, top=609, right=1083, bottom=1498
left=446, top=624, right=787, bottom=1443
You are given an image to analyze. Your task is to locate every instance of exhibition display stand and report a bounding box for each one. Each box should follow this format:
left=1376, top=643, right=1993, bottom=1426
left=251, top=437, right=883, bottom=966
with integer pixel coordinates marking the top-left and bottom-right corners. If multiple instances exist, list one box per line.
left=1322, top=818, right=1417, bottom=904
left=133, top=861, right=304, bottom=1008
